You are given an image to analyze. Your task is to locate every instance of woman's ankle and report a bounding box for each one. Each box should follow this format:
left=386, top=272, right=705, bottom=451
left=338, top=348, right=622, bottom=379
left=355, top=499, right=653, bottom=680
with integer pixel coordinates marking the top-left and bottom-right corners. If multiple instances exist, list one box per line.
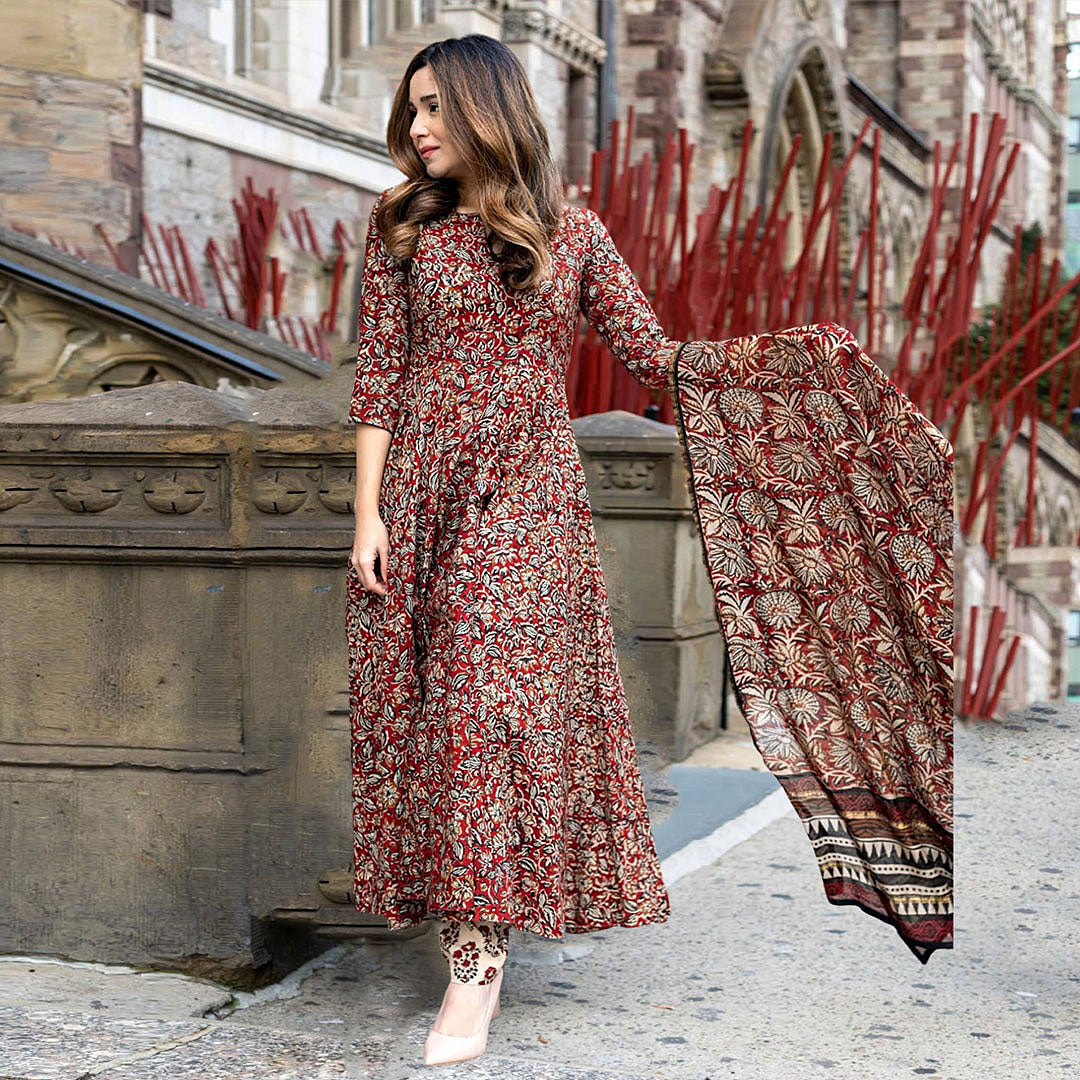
left=434, top=974, right=500, bottom=1037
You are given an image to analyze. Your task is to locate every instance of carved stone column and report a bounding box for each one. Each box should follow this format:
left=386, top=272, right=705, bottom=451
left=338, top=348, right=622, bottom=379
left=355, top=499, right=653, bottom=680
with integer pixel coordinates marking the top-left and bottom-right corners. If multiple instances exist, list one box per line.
left=573, top=409, right=744, bottom=762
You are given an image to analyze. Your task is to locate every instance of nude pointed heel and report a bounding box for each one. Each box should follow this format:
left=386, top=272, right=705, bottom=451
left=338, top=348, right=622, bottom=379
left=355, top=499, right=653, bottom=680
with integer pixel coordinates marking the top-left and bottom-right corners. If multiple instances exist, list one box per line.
left=423, top=967, right=503, bottom=1066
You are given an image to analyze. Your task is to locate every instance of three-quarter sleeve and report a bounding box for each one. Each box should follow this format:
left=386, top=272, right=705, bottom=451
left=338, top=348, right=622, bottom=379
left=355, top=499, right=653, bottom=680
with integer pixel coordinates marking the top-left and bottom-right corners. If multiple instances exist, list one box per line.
left=577, top=207, right=682, bottom=391
left=348, top=189, right=410, bottom=431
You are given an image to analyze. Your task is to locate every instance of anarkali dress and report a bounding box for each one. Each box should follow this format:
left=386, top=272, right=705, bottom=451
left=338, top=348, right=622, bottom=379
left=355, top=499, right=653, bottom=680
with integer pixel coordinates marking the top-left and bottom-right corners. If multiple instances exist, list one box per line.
left=345, top=186, right=954, bottom=963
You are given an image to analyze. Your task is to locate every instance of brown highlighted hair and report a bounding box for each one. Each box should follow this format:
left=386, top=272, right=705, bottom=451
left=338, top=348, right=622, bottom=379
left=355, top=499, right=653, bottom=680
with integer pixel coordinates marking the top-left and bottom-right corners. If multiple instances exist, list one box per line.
left=374, top=34, right=564, bottom=292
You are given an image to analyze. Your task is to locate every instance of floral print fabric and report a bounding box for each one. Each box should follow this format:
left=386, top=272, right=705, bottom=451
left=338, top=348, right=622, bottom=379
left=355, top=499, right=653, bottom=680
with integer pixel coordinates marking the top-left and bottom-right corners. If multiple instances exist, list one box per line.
left=669, top=324, right=954, bottom=963
left=345, top=187, right=676, bottom=939
left=346, top=184, right=954, bottom=963
left=437, top=919, right=510, bottom=985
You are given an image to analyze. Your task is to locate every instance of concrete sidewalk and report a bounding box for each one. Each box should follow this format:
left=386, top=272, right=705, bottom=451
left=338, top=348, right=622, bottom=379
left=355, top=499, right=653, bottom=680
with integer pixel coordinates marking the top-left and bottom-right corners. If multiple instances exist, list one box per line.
left=1, top=707, right=1077, bottom=1080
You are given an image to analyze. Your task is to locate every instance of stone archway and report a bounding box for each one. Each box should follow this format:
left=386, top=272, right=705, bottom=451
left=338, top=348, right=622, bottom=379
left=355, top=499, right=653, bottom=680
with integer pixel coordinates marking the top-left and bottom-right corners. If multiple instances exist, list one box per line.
left=1048, top=492, right=1080, bottom=547
left=90, top=357, right=200, bottom=394
left=895, top=204, right=918, bottom=309
left=756, top=39, right=850, bottom=269
left=1011, top=468, right=1052, bottom=547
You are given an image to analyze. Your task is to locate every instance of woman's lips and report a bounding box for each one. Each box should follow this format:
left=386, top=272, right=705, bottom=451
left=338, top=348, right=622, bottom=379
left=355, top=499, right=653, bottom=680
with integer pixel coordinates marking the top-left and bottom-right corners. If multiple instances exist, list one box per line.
left=421, top=146, right=438, bottom=158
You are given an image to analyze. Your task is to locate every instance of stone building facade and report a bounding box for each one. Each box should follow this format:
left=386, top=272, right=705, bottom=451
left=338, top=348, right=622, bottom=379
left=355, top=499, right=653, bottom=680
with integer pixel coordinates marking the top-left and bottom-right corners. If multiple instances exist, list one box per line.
left=0, top=1, right=1070, bottom=355
left=0, top=1, right=144, bottom=273
left=1065, top=75, right=1080, bottom=274
left=1, top=0, right=1078, bottom=721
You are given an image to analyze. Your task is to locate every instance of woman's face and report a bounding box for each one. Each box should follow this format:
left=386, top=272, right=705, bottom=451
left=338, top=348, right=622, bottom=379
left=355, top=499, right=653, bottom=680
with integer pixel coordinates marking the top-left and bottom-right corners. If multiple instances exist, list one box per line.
left=408, top=65, right=468, bottom=184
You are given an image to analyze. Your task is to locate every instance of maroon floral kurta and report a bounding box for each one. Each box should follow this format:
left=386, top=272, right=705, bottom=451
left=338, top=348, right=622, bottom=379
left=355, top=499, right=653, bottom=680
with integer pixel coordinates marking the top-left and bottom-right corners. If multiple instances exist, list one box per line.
left=347, top=187, right=955, bottom=962
left=345, top=187, right=677, bottom=938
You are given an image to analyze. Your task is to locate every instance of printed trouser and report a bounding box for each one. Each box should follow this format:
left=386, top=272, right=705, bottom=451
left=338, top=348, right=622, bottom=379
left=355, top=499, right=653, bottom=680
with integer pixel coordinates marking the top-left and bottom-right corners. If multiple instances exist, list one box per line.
left=436, top=919, right=510, bottom=985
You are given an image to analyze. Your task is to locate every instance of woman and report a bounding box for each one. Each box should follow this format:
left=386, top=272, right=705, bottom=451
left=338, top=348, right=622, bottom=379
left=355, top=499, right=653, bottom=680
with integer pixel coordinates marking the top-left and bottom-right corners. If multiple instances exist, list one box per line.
left=345, top=34, right=676, bottom=1066
left=346, top=29, right=955, bottom=1071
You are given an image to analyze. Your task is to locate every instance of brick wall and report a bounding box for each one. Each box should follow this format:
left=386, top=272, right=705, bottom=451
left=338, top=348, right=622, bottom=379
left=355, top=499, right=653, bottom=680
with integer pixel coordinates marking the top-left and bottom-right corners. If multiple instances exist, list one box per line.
left=846, top=0, right=901, bottom=110
left=0, top=0, right=143, bottom=271
left=896, top=0, right=968, bottom=146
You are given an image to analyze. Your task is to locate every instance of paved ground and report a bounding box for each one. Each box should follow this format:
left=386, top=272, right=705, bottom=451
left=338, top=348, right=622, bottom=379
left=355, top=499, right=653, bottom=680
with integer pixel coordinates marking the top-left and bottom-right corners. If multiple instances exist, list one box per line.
left=1, top=703, right=1077, bottom=1080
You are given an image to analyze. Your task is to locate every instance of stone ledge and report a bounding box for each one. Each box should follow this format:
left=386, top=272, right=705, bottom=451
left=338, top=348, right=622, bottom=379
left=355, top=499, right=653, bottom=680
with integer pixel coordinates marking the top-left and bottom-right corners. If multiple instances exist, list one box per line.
left=0, top=382, right=356, bottom=549
left=501, top=2, right=607, bottom=69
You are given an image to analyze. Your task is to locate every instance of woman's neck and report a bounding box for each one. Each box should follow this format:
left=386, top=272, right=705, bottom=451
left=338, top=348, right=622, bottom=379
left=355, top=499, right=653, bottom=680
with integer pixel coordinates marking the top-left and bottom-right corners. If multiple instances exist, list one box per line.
left=456, top=183, right=480, bottom=214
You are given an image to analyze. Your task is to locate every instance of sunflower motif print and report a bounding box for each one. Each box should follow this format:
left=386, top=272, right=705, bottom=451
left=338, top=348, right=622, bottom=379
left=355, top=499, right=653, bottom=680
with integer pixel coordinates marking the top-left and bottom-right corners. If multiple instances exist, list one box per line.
left=669, top=324, right=954, bottom=963
left=345, top=186, right=679, bottom=939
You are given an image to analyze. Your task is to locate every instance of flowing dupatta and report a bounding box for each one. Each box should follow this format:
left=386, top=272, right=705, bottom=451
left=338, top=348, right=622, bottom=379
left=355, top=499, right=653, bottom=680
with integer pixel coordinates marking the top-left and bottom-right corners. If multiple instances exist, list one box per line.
left=662, top=321, right=954, bottom=963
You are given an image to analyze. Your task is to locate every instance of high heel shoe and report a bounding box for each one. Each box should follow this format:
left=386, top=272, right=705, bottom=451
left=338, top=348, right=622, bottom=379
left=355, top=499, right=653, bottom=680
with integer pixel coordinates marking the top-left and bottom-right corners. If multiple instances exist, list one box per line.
left=423, top=966, right=503, bottom=1066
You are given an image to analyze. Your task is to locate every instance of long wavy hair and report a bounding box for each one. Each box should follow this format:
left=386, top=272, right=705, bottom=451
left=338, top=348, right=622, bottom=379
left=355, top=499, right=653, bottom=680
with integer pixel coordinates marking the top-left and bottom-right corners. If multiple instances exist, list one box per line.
left=374, top=34, right=564, bottom=292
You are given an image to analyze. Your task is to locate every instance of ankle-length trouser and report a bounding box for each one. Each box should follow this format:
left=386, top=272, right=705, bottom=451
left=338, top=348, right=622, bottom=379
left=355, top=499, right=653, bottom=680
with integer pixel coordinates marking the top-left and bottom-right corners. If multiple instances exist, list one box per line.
left=435, top=919, right=510, bottom=985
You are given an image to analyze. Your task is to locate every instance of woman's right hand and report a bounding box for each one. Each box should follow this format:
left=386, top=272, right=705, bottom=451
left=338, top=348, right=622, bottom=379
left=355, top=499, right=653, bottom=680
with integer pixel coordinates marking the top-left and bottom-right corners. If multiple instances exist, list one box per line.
left=351, top=513, right=390, bottom=596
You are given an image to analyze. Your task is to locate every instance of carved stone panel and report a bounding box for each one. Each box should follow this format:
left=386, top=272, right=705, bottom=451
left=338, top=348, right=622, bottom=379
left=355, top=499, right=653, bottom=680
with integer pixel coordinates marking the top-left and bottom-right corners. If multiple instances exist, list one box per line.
left=0, top=278, right=205, bottom=402
left=0, top=223, right=329, bottom=409
left=0, top=455, right=236, bottom=548
left=0, top=461, right=224, bottom=525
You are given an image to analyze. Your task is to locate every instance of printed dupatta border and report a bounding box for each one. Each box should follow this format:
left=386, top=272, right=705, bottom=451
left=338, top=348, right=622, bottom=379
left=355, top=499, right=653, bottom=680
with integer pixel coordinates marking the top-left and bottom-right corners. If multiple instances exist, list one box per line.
left=663, top=321, right=954, bottom=964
